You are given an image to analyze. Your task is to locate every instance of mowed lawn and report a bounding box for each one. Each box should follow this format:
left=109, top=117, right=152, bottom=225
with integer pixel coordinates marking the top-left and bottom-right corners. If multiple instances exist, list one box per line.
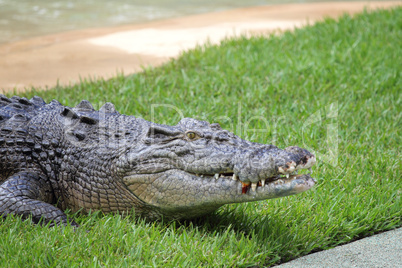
left=1, top=7, right=401, bottom=267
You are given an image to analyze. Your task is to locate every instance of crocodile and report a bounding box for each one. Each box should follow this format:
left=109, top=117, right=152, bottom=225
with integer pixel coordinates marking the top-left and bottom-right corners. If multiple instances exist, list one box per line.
left=0, top=95, right=316, bottom=226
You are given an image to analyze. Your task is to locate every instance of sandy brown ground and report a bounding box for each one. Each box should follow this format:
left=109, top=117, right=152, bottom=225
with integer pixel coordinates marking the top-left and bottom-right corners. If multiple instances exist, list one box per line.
left=0, top=1, right=400, bottom=93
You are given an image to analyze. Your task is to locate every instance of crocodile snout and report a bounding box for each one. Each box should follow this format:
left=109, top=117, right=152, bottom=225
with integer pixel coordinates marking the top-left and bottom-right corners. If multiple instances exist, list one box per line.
left=232, top=144, right=316, bottom=185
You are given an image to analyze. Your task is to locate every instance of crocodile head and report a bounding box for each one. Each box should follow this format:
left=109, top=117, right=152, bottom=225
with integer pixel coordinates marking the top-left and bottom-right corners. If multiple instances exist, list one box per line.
left=121, top=118, right=316, bottom=220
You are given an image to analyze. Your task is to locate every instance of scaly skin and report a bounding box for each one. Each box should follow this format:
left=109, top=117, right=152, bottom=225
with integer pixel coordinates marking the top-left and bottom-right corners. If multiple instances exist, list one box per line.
left=0, top=95, right=316, bottom=226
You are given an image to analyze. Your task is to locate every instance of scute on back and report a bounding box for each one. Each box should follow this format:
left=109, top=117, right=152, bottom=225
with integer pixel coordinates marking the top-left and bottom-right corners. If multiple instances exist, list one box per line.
left=0, top=95, right=46, bottom=124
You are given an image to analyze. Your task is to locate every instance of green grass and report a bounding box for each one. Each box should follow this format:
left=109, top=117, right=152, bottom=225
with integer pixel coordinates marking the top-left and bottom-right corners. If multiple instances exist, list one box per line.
left=1, top=7, right=401, bottom=267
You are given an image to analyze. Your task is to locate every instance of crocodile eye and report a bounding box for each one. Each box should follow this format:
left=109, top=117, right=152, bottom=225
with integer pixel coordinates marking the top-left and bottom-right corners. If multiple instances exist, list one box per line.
left=186, top=132, right=197, bottom=140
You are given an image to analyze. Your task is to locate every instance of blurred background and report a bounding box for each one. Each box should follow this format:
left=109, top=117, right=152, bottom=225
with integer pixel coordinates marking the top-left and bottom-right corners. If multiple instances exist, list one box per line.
left=0, top=0, right=383, bottom=45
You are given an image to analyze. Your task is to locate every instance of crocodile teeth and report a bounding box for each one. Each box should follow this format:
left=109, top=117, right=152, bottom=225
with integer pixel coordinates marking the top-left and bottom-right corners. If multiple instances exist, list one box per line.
left=251, top=182, right=257, bottom=192
left=261, top=180, right=265, bottom=187
left=309, top=168, right=313, bottom=174
left=286, top=174, right=289, bottom=178
left=232, top=174, right=238, bottom=181
left=215, top=173, right=219, bottom=180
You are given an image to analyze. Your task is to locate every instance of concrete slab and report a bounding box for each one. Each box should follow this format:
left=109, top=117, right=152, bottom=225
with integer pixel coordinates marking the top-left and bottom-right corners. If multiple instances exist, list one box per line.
left=276, top=228, right=402, bottom=268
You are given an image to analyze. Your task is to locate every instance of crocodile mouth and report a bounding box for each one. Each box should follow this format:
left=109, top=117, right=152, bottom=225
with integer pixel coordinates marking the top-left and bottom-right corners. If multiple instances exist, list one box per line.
left=191, top=169, right=315, bottom=194
left=123, top=167, right=315, bottom=199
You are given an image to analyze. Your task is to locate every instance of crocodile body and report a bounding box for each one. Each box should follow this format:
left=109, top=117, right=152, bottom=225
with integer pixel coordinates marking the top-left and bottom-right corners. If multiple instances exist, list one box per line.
left=0, top=95, right=316, bottom=226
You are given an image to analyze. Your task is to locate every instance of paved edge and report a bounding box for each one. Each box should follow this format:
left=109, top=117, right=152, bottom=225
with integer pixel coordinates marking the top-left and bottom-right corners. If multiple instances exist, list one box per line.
left=276, top=228, right=402, bottom=268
